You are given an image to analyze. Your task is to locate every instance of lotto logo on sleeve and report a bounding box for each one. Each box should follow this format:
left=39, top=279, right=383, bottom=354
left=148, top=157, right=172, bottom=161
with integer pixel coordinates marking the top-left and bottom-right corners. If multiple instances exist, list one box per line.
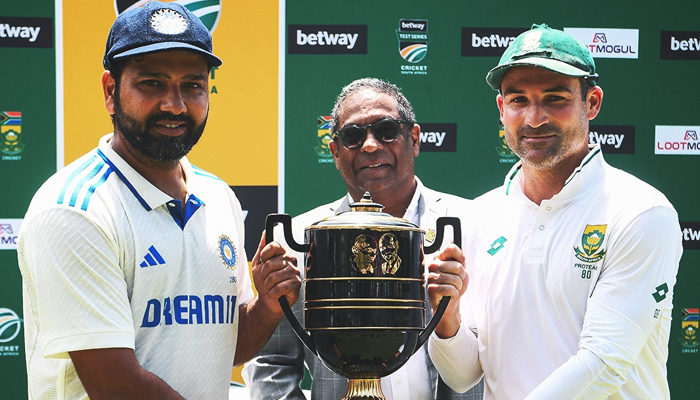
left=655, top=126, right=700, bottom=155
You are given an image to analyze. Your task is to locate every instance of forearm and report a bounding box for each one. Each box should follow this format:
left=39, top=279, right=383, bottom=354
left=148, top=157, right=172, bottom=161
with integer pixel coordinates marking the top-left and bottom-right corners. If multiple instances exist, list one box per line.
left=428, top=323, right=482, bottom=393
left=525, top=348, right=617, bottom=400
left=234, top=300, right=285, bottom=366
left=70, top=348, right=185, bottom=400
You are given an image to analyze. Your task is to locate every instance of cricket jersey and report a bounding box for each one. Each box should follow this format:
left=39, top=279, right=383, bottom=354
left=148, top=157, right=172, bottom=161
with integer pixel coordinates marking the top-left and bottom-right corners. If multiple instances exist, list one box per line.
left=18, top=134, right=254, bottom=400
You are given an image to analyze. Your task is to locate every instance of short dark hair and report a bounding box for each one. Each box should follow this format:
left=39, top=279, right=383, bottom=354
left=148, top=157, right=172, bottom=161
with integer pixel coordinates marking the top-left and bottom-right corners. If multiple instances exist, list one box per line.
left=330, top=78, right=416, bottom=133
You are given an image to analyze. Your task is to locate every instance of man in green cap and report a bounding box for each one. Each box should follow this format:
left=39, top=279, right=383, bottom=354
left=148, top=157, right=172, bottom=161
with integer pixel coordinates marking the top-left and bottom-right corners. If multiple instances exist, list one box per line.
left=425, top=24, right=682, bottom=399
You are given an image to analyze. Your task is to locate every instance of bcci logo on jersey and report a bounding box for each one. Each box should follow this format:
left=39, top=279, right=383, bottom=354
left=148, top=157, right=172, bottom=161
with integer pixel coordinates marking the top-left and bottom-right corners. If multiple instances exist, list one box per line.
left=680, top=308, right=699, bottom=353
left=1, top=111, right=23, bottom=160
left=574, top=224, right=607, bottom=263
left=315, top=116, right=333, bottom=164
left=218, top=235, right=238, bottom=271
left=115, top=0, right=221, bottom=32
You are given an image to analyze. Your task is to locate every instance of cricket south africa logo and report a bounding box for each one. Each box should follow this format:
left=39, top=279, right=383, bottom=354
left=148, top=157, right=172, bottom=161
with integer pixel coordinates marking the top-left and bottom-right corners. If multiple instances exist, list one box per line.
left=315, top=116, right=333, bottom=164
left=397, top=19, right=429, bottom=75
left=680, top=308, right=699, bottom=353
left=496, top=124, right=517, bottom=164
left=1, top=111, right=23, bottom=160
left=115, top=0, right=221, bottom=32
left=574, top=224, right=607, bottom=263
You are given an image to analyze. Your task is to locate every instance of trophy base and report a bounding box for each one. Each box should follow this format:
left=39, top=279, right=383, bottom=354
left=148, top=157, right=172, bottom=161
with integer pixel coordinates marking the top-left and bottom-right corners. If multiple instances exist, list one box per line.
left=342, top=378, right=385, bottom=400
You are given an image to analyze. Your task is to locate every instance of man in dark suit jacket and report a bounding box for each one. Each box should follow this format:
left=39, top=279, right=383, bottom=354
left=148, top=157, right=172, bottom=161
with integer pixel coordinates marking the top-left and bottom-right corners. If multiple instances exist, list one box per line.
left=243, top=78, right=483, bottom=400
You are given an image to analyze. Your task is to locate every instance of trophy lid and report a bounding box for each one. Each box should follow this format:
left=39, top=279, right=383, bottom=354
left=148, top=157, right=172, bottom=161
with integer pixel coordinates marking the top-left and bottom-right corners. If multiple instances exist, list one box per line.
left=306, top=192, right=423, bottom=232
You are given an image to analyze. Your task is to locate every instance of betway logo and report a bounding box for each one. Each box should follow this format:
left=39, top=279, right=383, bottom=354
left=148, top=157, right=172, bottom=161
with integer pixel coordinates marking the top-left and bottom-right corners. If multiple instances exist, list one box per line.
left=419, top=123, right=457, bottom=152
left=288, top=24, right=367, bottom=54
left=462, top=27, right=526, bottom=57
left=0, top=24, right=40, bottom=42
left=0, top=17, right=52, bottom=48
left=401, top=21, right=425, bottom=31
left=661, top=31, right=700, bottom=60
left=471, top=33, right=515, bottom=48
left=588, top=125, right=635, bottom=154
left=296, top=30, right=358, bottom=49
left=670, top=36, right=700, bottom=51
left=681, top=222, right=700, bottom=250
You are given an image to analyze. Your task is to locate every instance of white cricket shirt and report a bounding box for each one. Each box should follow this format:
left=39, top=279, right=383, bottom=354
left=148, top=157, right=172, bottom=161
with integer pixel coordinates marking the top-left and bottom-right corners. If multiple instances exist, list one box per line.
left=18, top=134, right=254, bottom=400
left=429, top=146, right=682, bottom=399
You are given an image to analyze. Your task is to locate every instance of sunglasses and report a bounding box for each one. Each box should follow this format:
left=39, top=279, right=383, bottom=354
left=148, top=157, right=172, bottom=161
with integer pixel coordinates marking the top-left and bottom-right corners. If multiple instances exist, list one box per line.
left=333, top=118, right=414, bottom=150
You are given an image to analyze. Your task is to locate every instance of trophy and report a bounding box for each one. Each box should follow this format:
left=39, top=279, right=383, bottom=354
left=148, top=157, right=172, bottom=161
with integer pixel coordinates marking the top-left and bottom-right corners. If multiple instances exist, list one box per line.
left=266, top=193, right=461, bottom=400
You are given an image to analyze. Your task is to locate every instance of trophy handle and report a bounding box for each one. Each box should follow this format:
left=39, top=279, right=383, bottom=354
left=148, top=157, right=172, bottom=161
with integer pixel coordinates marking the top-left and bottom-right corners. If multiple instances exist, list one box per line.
left=415, top=216, right=462, bottom=352
left=265, top=214, right=316, bottom=355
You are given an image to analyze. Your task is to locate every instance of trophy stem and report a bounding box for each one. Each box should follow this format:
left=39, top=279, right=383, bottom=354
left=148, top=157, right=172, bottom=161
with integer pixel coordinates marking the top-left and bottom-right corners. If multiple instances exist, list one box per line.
left=342, top=378, right=386, bottom=400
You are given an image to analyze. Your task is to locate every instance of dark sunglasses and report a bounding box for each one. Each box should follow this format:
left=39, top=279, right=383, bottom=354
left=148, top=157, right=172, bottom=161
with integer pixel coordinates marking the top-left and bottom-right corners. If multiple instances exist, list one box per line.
left=333, top=118, right=414, bottom=150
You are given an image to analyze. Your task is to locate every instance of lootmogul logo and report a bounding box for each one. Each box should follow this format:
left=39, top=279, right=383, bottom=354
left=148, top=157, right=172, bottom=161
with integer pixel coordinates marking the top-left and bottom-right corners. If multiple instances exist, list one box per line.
left=115, top=0, right=221, bottom=32
left=655, top=126, right=700, bottom=155
left=564, top=27, right=638, bottom=59
left=396, top=19, right=429, bottom=63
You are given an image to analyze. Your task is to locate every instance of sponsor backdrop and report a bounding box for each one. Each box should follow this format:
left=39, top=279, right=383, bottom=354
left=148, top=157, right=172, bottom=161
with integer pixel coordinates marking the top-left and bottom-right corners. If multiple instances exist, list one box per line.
left=0, top=0, right=698, bottom=398
left=283, top=0, right=699, bottom=398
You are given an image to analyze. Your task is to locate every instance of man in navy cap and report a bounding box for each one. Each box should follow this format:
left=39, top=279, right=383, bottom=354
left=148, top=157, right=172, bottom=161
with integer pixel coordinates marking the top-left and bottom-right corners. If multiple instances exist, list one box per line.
left=18, top=2, right=300, bottom=399
left=426, top=24, right=682, bottom=399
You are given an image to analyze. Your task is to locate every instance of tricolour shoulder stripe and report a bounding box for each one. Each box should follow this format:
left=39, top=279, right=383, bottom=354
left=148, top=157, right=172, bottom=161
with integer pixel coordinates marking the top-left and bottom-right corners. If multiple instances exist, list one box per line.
left=57, top=154, right=113, bottom=211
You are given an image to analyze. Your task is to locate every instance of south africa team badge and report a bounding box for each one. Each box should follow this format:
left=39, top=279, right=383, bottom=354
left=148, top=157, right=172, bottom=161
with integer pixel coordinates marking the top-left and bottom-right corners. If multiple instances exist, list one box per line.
left=219, top=235, right=238, bottom=271
left=574, top=224, right=607, bottom=263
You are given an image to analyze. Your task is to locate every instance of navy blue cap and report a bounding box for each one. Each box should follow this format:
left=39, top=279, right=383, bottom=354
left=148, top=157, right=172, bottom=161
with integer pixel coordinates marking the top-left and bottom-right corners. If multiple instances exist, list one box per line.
left=103, top=1, right=222, bottom=69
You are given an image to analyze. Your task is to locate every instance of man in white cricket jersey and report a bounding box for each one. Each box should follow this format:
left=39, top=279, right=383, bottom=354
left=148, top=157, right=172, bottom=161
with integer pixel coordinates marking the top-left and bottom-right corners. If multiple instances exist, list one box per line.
left=426, top=24, right=682, bottom=399
left=17, top=2, right=300, bottom=399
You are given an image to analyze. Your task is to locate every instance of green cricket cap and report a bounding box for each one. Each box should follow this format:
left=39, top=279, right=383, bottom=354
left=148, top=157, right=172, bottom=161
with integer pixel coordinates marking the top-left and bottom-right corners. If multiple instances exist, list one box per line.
left=486, top=23, right=599, bottom=90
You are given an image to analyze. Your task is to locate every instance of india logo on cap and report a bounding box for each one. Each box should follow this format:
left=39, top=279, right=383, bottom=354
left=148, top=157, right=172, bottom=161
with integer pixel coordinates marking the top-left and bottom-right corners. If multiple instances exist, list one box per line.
left=151, top=8, right=188, bottom=34
left=116, top=0, right=222, bottom=33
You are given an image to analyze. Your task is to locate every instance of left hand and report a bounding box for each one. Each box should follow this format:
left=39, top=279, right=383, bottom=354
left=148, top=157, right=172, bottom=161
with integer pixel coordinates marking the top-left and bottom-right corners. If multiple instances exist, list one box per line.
left=250, top=231, right=301, bottom=317
left=427, top=243, right=468, bottom=338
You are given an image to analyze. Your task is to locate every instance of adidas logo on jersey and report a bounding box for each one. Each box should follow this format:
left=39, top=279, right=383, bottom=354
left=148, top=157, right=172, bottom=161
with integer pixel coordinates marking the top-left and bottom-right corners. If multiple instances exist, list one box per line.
left=140, top=245, right=166, bottom=268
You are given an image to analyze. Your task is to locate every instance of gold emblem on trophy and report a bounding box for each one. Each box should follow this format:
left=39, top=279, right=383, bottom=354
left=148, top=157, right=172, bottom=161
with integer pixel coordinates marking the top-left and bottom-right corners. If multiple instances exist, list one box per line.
left=379, top=233, right=401, bottom=275
left=351, top=234, right=377, bottom=274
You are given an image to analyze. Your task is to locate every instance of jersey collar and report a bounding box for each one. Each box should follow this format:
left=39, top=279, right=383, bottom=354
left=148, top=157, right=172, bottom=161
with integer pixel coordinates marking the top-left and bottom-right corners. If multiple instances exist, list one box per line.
left=97, top=133, right=196, bottom=212
left=504, top=144, right=606, bottom=203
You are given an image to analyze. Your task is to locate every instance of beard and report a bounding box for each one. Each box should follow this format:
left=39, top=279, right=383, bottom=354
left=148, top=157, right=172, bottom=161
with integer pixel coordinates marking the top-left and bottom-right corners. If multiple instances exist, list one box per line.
left=112, top=92, right=207, bottom=163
